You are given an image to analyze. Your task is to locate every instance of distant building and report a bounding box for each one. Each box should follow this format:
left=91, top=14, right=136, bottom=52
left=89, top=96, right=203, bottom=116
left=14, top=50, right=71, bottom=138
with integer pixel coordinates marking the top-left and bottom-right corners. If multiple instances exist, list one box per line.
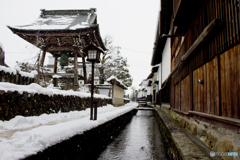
left=107, top=76, right=127, bottom=105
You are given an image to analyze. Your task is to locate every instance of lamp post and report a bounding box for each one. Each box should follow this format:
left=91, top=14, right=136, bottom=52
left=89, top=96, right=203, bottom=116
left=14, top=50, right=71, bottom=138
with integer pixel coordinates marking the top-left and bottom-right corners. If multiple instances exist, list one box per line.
left=83, top=43, right=102, bottom=120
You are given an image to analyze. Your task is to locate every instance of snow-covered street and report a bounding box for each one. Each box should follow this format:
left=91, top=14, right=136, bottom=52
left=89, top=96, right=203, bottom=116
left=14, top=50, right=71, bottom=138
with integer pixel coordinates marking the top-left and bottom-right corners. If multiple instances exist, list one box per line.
left=0, top=102, right=137, bottom=160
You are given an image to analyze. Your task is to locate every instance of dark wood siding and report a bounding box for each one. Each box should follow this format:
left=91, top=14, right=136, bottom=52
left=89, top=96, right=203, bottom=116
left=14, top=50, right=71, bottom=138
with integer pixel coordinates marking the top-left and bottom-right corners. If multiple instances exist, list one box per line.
left=172, top=0, right=240, bottom=82
left=220, top=43, right=240, bottom=119
left=180, top=75, right=191, bottom=112
left=193, top=57, right=219, bottom=115
left=174, top=82, right=181, bottom=110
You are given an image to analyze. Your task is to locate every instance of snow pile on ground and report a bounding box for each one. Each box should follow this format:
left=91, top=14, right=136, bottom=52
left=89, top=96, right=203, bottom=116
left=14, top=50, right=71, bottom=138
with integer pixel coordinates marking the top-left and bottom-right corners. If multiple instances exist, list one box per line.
left=0, top=102, right=137, bottom=160
left=0, top=82, right=110, bottom=99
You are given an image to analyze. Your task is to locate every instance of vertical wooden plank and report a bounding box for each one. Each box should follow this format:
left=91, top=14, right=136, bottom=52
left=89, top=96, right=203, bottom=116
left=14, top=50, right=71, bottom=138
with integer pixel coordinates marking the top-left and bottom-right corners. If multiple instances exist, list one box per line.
left=220, top=0, right=225, bottom=52
left=238, top=44, right=240, bottom=118
left=214, top=56, right=220, bottom=116
left=174, top=84, right=178, bottom=110
left=210, top=60, right=215, bottom=114
left=214, top=0, right=220, bottom=54
left=197, top=68, right=201, bottom=112
left=181, top=75, right=190, bottom=113
left=232, top=45, right=239, bottom=118
left=199, top=65, right=204, bottom=112
left=228, top=0, right=233, bottom=45
left=190, top=69, right=193, bottom=111
left=203, top=64, right=207, bottom=113
left=193, top=69, right=197, bottom=111
left=170, top=78, right=175, bottom=109
left=220, top=52, right=226, bottom=117
left=230, top=0, right=237, bottom=44
left=225, top=49, right=232, bottom=117
left=225, top=0, right=230, bottom=47
left=178, top=82, right=181, bottom=111
left=234, top=0, right=240, bottom=42
left=187, top=75, right=190, bottom=112
left=206, top=61, right=211, bottom=114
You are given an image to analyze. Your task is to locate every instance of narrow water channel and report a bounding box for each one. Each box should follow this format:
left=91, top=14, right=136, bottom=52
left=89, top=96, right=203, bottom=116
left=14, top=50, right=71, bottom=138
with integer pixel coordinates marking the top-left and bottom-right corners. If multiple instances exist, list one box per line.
left=97, top=110, right=169, bottom=160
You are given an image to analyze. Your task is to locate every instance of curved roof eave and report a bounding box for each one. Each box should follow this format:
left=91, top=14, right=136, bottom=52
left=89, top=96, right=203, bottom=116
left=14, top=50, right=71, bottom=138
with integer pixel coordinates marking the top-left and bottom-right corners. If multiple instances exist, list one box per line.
left=7, top=24, right=99, bottom=33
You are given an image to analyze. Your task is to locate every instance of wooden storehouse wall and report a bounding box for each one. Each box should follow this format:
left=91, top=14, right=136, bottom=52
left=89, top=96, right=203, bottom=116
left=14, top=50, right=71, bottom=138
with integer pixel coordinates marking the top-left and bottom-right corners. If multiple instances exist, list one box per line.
left=193, top=57, right=219, bottom=115
left=171, top=0, right=240, bottom=119
left=220, top=44, right=240, bottom=119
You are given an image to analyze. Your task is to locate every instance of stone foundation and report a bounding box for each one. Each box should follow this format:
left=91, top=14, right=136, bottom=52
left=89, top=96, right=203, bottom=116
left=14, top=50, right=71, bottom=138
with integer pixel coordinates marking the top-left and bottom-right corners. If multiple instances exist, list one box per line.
left=161, top=104, right=240, bottom=160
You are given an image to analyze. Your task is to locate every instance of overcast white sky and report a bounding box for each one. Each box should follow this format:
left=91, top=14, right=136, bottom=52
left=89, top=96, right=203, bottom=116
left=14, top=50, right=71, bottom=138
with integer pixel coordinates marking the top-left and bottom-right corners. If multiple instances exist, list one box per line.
left=0, top=0, right=160, bottom=88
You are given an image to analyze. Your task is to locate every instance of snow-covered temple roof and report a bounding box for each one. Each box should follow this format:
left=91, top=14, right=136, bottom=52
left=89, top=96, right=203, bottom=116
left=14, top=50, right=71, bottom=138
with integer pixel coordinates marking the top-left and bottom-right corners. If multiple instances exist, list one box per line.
left=107, top=76, right=127, bottom=90
left=9, top=8, right=97, bottom=31
left=8, top=8, right=107, bottom=58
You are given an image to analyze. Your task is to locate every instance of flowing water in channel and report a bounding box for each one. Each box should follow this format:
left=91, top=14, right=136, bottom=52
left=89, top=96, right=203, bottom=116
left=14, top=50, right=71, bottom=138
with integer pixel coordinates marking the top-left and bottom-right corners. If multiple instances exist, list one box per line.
left=97, top=110, right=169, bottom=160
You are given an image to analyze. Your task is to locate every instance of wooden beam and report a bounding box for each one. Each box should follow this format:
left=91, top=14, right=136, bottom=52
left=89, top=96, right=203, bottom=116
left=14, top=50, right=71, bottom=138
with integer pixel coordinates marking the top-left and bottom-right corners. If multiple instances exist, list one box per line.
left=166, top=19, right=219, bottom=81
left=181, top=19, right=219, bottom=61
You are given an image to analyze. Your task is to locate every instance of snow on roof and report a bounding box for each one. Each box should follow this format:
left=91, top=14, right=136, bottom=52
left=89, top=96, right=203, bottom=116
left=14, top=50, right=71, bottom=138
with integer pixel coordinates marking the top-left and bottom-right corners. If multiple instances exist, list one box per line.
left=107, top=76, right=127, bottom=89
left=0, top=82, right=111, bottom=99
left=9, top=9, right=97, bottom=31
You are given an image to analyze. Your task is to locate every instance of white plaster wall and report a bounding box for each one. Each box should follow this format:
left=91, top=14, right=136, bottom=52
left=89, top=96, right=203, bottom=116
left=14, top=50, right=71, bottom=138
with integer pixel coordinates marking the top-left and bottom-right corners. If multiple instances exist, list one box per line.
left=157, top=63, right=162, bottom=90
left=99, top=88, right=111, bottom=97
left=48, top=56, right=55, bottom=65
left=162, top=38, right=171, bottom=83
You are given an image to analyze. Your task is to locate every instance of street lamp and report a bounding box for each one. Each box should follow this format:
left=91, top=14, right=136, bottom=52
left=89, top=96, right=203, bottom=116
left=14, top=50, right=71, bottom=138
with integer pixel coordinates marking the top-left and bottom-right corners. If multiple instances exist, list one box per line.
left=83, top=43, right=103, bottom=120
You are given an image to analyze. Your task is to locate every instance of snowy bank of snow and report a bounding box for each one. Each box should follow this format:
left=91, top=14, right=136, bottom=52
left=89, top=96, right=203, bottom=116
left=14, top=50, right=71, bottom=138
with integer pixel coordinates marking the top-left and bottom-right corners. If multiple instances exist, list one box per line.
left=0, top=102, right=137, bottom=160
left=0, top=82, right=110, bottom=99
left=0, top=65, right=35, bottom=78
left=0, top=65, right=16, bottom=75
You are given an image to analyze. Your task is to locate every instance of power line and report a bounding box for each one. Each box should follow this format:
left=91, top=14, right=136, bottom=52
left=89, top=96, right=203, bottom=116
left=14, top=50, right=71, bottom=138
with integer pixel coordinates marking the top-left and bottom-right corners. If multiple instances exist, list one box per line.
left=121, top=48, right=151, bottom=54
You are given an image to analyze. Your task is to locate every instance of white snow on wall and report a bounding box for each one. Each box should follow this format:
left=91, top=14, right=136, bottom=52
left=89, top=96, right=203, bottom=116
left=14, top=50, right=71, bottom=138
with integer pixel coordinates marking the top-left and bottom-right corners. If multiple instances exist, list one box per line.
left=0, top=65, right=35, bottom=78
left=0, top=82, right=111, bottom=99
left=0, top=65, right=16, bottom=75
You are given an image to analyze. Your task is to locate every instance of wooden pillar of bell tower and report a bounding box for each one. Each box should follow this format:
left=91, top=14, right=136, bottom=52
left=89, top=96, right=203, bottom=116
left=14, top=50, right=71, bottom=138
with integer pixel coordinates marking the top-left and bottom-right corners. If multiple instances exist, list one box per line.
left=74, top=51, right=78, bottom=86
left=53, top=56, right=58, bottom=87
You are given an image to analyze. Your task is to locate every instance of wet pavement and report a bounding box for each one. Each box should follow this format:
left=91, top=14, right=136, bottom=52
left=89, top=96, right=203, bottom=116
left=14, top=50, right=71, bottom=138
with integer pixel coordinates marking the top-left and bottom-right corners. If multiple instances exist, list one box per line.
left=97, top=110, right=169, bottom=160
